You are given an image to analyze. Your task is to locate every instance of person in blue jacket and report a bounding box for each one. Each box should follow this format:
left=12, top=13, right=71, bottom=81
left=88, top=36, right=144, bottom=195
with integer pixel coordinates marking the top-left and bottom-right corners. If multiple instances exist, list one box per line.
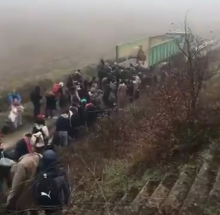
left=8, top=89, right=21, bottom=105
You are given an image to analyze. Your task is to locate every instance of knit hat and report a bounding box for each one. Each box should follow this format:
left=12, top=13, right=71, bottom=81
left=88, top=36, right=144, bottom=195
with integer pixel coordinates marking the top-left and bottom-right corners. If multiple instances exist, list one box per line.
left=81, top=98, right=87, bottom=103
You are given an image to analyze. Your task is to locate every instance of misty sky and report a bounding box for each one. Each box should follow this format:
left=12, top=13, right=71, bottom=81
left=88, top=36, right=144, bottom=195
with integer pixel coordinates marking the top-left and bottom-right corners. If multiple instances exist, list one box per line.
left=0, top=0, right=218, bottom=80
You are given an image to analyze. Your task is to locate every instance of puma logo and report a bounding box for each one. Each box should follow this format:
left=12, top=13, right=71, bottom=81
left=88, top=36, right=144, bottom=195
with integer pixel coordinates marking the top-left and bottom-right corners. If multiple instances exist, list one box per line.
left=41, top=191, right=51, bottom=199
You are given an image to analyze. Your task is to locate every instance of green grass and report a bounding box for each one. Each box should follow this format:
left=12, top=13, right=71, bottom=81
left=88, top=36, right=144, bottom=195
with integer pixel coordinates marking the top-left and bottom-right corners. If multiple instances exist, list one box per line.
left=79, top=159, right=164, bottom=203
left=103, top=160, right=163, bottom=194
left=205, top=208, right=220, bottom=215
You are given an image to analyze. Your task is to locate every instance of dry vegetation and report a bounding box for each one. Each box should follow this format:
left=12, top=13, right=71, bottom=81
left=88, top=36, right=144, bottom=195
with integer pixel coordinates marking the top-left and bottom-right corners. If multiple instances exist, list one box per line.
left=53, top=30, right=220, bottom=214
left=2, top=28, right=220, bottom=214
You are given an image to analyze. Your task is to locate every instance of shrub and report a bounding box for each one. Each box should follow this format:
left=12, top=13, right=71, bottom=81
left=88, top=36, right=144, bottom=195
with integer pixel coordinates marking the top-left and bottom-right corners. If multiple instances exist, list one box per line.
left=56, top=29, right=220, bottom=214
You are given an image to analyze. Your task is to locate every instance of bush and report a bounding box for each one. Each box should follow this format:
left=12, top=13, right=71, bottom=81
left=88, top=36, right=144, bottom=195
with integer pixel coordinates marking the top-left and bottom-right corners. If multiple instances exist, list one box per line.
left=47, top=30, right=220, bottom=213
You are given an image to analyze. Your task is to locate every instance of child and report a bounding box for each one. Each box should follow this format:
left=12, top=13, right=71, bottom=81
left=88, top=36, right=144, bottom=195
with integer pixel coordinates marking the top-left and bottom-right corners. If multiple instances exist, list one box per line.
left=8, top=98, right=24, bottom=129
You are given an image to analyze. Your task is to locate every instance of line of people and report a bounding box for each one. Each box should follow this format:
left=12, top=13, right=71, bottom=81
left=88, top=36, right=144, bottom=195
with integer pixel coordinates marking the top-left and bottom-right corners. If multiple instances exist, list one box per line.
left=0, top=59, right=146, bottom=215
left=3, top=143, right=70, bottom=215
left=3, top=60, right=144, bottom=134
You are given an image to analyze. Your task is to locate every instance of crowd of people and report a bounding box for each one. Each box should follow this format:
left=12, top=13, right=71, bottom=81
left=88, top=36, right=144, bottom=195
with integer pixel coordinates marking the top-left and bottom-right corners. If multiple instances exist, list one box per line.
left=0, top=59, right=150, bottom=215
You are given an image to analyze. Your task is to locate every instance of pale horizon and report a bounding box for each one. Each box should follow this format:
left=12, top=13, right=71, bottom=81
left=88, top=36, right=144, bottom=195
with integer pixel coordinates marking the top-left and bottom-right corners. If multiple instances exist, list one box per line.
left=0, top=0, right=218, bottom=80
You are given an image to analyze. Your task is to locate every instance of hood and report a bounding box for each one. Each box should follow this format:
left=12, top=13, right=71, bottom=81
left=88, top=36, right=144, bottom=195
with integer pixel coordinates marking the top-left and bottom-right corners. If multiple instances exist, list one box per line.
left=42, top=149, right=58, bottom=170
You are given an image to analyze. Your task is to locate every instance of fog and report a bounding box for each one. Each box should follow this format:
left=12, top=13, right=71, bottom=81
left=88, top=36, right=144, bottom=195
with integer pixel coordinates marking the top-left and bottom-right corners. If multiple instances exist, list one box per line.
left=0, top=0, right=219, bottom=81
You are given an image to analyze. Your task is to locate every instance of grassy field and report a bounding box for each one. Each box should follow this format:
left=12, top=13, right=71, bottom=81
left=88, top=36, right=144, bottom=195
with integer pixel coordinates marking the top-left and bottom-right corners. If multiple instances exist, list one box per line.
left=0, top=62, right=98, bottom=132
left=0, top=62, right=98, bottom=112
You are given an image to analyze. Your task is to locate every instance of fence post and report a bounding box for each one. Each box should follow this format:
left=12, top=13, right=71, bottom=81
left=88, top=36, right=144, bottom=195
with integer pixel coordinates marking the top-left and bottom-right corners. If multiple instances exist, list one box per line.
left=116, top=45, right=119, bottom=63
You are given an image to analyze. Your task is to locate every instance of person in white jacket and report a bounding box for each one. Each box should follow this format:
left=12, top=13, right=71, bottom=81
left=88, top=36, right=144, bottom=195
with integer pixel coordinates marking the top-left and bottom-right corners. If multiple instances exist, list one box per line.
left=117, top=81, right=127, bottom=109
left=31, top=115, right=50, bottom=145
left=8, top=98, right=24, bottom=129
left=135, top=74, right=141, bottom=87
left=133, top=78, right=139, bottom=100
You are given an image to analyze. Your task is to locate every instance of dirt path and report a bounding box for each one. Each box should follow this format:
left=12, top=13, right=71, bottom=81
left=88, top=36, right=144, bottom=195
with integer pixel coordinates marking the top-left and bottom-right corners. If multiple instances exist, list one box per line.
left=2, top=118, right=55, bottom=150
left=2, top=124, right=32, bottom=150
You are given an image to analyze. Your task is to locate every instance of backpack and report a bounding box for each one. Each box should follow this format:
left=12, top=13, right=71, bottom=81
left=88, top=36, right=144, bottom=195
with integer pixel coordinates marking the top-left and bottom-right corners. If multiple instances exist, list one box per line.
left=34, top=173, right=61, bottom=209
left=52, top=84, right=60, bottom=96
left=32, top=126, right=44, bottom=143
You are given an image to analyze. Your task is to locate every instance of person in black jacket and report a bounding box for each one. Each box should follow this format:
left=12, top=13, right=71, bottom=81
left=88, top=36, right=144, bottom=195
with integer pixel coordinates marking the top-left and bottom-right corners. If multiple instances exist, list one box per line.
left=97, top=59, right=106, bottom=88
left=30, top=86, right=42, bottom=118
left=59, top=88, right=69, bottom=111
left=45, top=91, right=57, bottom=118
left=55, top=111, right=70, bottom=146
left=13, top=133, right=33, bottom=161
left=69, top=106, right=80, bottom=139
left=37, top=149, right=70, bottom=215
left=66, top=74, right=74, bottom=91
left=84, top=103, right=99, bottom=131
left=78, top=99, right=86, bottom=126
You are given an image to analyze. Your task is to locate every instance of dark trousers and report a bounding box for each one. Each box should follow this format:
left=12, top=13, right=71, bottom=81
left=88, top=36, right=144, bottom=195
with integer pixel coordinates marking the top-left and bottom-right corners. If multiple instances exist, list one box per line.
left=46, top=109, right=54, bottom=118
left=33, top=104, right=41, bottom=118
